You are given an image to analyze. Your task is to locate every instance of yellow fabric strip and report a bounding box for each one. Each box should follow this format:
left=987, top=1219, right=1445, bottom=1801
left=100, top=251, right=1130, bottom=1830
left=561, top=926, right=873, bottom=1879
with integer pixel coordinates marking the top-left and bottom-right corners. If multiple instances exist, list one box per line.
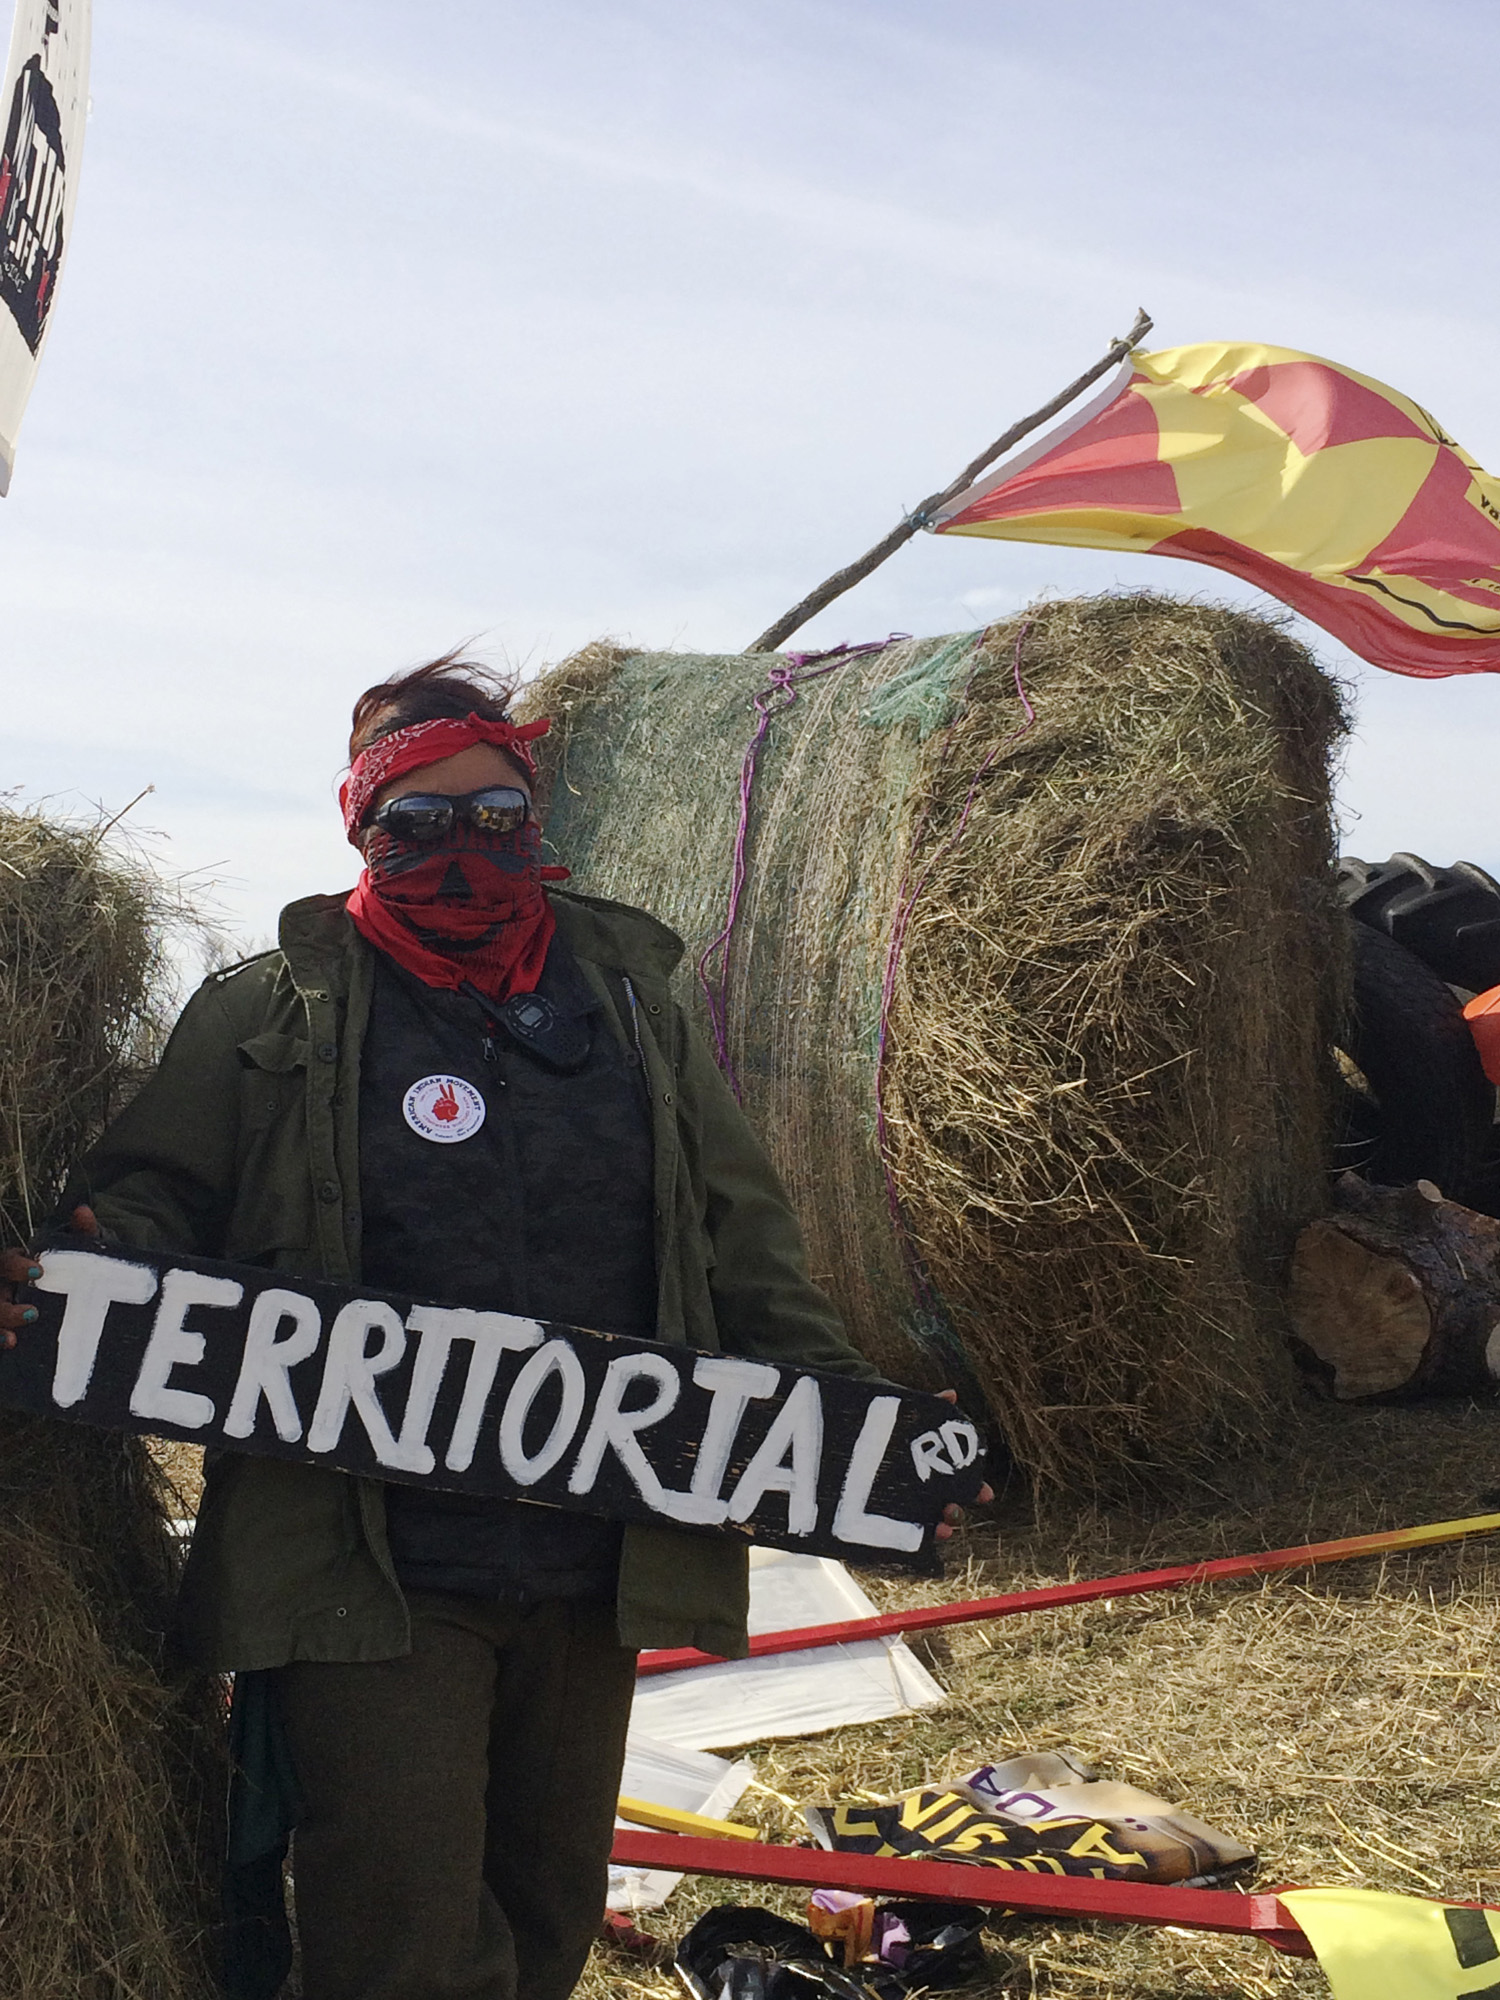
left=1283, top=1888, right=1500, bottom=1998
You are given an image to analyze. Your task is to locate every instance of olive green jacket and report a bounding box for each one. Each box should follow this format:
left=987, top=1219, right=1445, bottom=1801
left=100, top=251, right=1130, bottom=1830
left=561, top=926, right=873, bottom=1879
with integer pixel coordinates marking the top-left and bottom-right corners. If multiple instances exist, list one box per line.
left=68, top=889, right=878, bottom=1671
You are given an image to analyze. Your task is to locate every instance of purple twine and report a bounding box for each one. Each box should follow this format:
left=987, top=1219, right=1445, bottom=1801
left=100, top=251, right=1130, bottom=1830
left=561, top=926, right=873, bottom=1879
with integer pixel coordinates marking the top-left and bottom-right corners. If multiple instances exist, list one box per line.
left=697, top=637, right=906, bottom=1098
left=875, top=620, right=1038, bottom=1273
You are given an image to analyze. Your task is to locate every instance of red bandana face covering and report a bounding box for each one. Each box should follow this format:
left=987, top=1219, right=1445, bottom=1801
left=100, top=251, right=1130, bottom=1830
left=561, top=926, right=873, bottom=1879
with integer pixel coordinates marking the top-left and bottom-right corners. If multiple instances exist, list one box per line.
left=339, top=712, right=568, bottom=1001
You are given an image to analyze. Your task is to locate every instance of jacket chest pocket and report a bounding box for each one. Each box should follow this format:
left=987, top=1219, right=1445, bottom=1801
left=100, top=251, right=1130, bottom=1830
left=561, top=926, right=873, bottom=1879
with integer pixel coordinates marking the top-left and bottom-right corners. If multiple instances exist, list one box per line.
left=237, top=1031, right=309, bottom=1134
left=231, top=1031, right=316, bottom=1262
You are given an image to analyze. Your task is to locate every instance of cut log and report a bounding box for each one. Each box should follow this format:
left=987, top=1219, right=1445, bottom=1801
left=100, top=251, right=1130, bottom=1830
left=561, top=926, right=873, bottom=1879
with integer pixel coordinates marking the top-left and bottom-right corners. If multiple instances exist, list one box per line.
left=1288, top=1173, right=1500, bottom=1400
left=1289, top=1220, right=1431, bottom=1398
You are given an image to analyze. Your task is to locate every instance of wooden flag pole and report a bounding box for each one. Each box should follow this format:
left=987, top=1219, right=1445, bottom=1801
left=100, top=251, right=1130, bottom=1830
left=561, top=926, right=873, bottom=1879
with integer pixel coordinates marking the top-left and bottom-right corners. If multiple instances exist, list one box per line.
left=744, top=307, right=1153, bottom=654
left=635, top=1509, right=1500, bottom=1677
left=608, top=1828, right=1315, bottom=1956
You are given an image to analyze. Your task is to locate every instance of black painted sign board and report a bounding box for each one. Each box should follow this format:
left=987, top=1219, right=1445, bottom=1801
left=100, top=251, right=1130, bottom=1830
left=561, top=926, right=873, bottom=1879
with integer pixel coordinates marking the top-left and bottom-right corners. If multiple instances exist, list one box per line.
left=1, top=1247, right=989, bottom=1570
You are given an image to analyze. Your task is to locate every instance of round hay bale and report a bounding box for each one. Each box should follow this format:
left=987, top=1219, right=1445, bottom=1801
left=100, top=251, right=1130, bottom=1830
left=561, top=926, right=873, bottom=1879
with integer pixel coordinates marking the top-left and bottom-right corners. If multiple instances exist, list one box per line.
left=0, top=1416, right=220, bottom=2000
left=517, top=595, right=1349, bottom=1486
left=0, top=806, right=222, bottom=2000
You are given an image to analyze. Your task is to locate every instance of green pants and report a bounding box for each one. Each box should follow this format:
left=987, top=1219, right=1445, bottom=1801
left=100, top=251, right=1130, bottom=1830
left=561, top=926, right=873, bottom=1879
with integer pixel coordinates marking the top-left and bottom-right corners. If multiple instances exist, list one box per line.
left=274, top=1593, right=637, bottom=2000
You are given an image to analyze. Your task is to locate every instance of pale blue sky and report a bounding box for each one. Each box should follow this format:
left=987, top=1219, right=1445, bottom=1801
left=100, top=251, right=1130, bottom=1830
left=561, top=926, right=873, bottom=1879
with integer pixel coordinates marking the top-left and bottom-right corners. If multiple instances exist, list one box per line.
left=6, top=0, right=1499, bottom=956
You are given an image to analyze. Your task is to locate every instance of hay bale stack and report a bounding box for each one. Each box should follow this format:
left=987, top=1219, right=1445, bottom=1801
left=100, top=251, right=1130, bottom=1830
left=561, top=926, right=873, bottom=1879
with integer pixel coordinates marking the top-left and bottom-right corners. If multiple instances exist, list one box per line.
left=519, top=596, right=1348, bottom=1485
left=0, top=806, right=221, bottom=2000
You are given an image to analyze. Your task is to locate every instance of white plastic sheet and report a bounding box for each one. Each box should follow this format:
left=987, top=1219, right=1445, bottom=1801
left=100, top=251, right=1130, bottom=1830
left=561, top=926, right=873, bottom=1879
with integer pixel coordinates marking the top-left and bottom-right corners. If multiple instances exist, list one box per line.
left=627, top=1548, right=944, bottom=1754
left=606, top=1732, right=753, bottom=1912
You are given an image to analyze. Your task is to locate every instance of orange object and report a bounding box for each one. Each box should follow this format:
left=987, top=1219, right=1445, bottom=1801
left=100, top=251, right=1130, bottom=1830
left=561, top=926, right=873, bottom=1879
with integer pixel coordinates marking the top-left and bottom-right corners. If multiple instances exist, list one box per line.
left=807, top=1891, right=876, bottom=1965
left=1465, top=984, right=1500, bottom=1086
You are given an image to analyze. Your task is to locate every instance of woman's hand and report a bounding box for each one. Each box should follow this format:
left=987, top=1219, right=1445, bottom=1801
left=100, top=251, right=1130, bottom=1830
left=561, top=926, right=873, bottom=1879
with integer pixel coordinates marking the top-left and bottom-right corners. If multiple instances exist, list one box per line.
left=0, top=1206, right=100, bottom=1350
left=933, top=1387, right=994, bottom=1541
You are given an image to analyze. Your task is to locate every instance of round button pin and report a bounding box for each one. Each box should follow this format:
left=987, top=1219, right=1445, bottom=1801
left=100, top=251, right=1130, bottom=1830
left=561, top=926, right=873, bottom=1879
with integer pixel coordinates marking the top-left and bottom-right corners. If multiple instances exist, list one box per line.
left=403, top=1074, right=487, bottom=1143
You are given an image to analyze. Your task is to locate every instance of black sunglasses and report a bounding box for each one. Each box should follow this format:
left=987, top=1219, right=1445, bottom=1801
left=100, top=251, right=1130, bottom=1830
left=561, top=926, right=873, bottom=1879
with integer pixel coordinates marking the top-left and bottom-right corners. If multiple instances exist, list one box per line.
left=369, top=786, right=532, bottom=842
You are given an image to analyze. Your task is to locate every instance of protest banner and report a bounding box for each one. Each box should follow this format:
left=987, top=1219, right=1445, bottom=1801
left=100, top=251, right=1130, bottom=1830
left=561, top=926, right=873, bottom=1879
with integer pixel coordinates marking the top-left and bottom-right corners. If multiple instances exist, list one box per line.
left=0, top=0, right=91, bottom=493
left=0, top=1244, right=990, bottom=1567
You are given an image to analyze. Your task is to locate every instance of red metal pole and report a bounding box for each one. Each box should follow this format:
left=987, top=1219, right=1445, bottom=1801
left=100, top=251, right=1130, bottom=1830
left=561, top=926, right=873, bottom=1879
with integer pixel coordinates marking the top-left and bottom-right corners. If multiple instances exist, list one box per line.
left=636, top=1512, right=1500, bottom=1677
left=609, top=1828, right=1314, bottom=1957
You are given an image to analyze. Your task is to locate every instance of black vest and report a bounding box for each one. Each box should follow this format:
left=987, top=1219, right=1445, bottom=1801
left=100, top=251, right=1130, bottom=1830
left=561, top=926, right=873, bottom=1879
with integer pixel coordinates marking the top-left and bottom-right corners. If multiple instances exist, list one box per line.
left=358, top=939, right=657, bottom=1602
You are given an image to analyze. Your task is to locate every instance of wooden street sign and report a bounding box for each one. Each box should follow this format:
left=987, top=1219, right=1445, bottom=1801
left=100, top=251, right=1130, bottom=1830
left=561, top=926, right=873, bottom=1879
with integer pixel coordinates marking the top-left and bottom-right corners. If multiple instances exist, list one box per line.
left=0, top=1245, right=989, bottom=1568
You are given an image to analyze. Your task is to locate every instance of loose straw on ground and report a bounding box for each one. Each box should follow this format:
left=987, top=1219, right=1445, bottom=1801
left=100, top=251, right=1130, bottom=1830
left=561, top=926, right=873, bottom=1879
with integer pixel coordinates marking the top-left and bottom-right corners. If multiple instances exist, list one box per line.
left=582, top=1396, right=1500, bottom=2000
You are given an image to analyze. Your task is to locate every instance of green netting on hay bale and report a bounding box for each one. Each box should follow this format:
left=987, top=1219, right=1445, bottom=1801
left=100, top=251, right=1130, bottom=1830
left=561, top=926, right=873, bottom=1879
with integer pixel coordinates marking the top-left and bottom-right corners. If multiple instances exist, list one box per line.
left=518, top=595, right=1349, bottom=1486
left=0, top=806, right=223, bottom=2000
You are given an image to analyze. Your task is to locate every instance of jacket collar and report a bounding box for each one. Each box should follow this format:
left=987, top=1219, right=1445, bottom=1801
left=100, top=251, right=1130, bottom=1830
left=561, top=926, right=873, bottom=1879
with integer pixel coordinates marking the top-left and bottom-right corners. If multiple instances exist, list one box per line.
left=275, top=886, right=685, bottom=999
left=550, top=889, right=684, bottom=979
left=277, top=893, right=359, bottom=1001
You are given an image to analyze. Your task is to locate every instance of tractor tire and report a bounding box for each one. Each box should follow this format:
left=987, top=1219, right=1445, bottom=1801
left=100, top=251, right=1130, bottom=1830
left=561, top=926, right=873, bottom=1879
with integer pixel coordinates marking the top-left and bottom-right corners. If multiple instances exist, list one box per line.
left=1333, top=923, right=1495, bottom=1200
left=1338, top=851, right=1500, bottom=994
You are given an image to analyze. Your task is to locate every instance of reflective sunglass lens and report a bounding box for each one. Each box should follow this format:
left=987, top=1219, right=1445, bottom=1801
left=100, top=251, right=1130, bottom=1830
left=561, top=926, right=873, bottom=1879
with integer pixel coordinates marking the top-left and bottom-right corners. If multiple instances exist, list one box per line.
left=466, top=788, right=529, bottom=831
left=370, top=788, right=529, bottom=840
left=376, top=797, right=454, bottom=840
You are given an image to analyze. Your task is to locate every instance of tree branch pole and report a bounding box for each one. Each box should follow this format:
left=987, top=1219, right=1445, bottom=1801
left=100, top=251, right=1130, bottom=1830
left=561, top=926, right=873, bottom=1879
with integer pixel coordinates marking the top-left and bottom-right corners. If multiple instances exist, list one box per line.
left=746, top=306, right=1154, bottom=655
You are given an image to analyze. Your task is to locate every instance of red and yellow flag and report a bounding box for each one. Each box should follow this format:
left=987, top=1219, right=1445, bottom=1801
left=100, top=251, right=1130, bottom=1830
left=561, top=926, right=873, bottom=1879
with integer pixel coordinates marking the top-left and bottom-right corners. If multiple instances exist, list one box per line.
left=931, top=343, right=1500, bottom=678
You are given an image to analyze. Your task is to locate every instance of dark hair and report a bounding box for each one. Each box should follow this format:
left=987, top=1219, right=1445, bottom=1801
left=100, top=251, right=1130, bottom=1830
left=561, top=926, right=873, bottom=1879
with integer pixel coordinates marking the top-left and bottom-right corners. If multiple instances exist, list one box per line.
left=348, top=647, right=518, bottom=761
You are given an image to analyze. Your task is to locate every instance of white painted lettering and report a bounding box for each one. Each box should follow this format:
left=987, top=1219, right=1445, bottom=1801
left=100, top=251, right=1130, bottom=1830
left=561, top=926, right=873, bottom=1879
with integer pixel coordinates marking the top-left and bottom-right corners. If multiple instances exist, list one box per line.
left=393, top=1305, right=542, bottom=1475
left=726, top=1374, right=824, bottom=1536
left=689, top=1356, right=780, bottom=1496
left=909, top=1429, right=952, bottom=1482
left=130, top=1267, right=244, bottom=1430
left=940, top=1418, right=980, bottom=1469
left=223, top=1289, right=323, bottom=1442
left=498, top=1338, right=588, bottom=1483
left=34, top=1249, right=158, bottom=1408
left=567, top=1352, right=681, bottom=1504
left=644, top=1355, right=783, bottom=1527
left=832, top=1396, right=923, bottom=1553
left=307, top=1300, right=410, bottom=1467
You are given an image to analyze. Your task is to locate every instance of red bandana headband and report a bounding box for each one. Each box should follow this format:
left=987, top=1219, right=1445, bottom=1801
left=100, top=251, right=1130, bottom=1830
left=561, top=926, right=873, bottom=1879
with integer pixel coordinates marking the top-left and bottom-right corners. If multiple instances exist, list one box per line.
left=339, top=712, right=552, bottom=843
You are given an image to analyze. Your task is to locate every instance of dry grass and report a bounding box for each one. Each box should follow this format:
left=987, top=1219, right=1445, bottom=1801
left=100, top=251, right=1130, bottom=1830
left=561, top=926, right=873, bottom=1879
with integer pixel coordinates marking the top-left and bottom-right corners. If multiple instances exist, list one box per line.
left=518, top=599, right=1348, bottom=1487
left=581, top=1392, right=1500, bottom=2000
left=0, top=1418, right=225, bottom=2000
left=148, top=1438, right=207, bottom=1514
left=515, top=638, right=636, bottom=822
left=0, top=801, right=215, bottom=1242
left=0, top=803, right=226, bottom=1999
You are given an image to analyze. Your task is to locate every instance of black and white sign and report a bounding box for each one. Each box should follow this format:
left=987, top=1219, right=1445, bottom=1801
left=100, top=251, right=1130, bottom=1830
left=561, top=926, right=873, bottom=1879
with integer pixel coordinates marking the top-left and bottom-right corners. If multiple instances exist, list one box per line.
left=1, top=1246, right=990, bottom=1569
left=0, top=0, right=89, bottom=493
